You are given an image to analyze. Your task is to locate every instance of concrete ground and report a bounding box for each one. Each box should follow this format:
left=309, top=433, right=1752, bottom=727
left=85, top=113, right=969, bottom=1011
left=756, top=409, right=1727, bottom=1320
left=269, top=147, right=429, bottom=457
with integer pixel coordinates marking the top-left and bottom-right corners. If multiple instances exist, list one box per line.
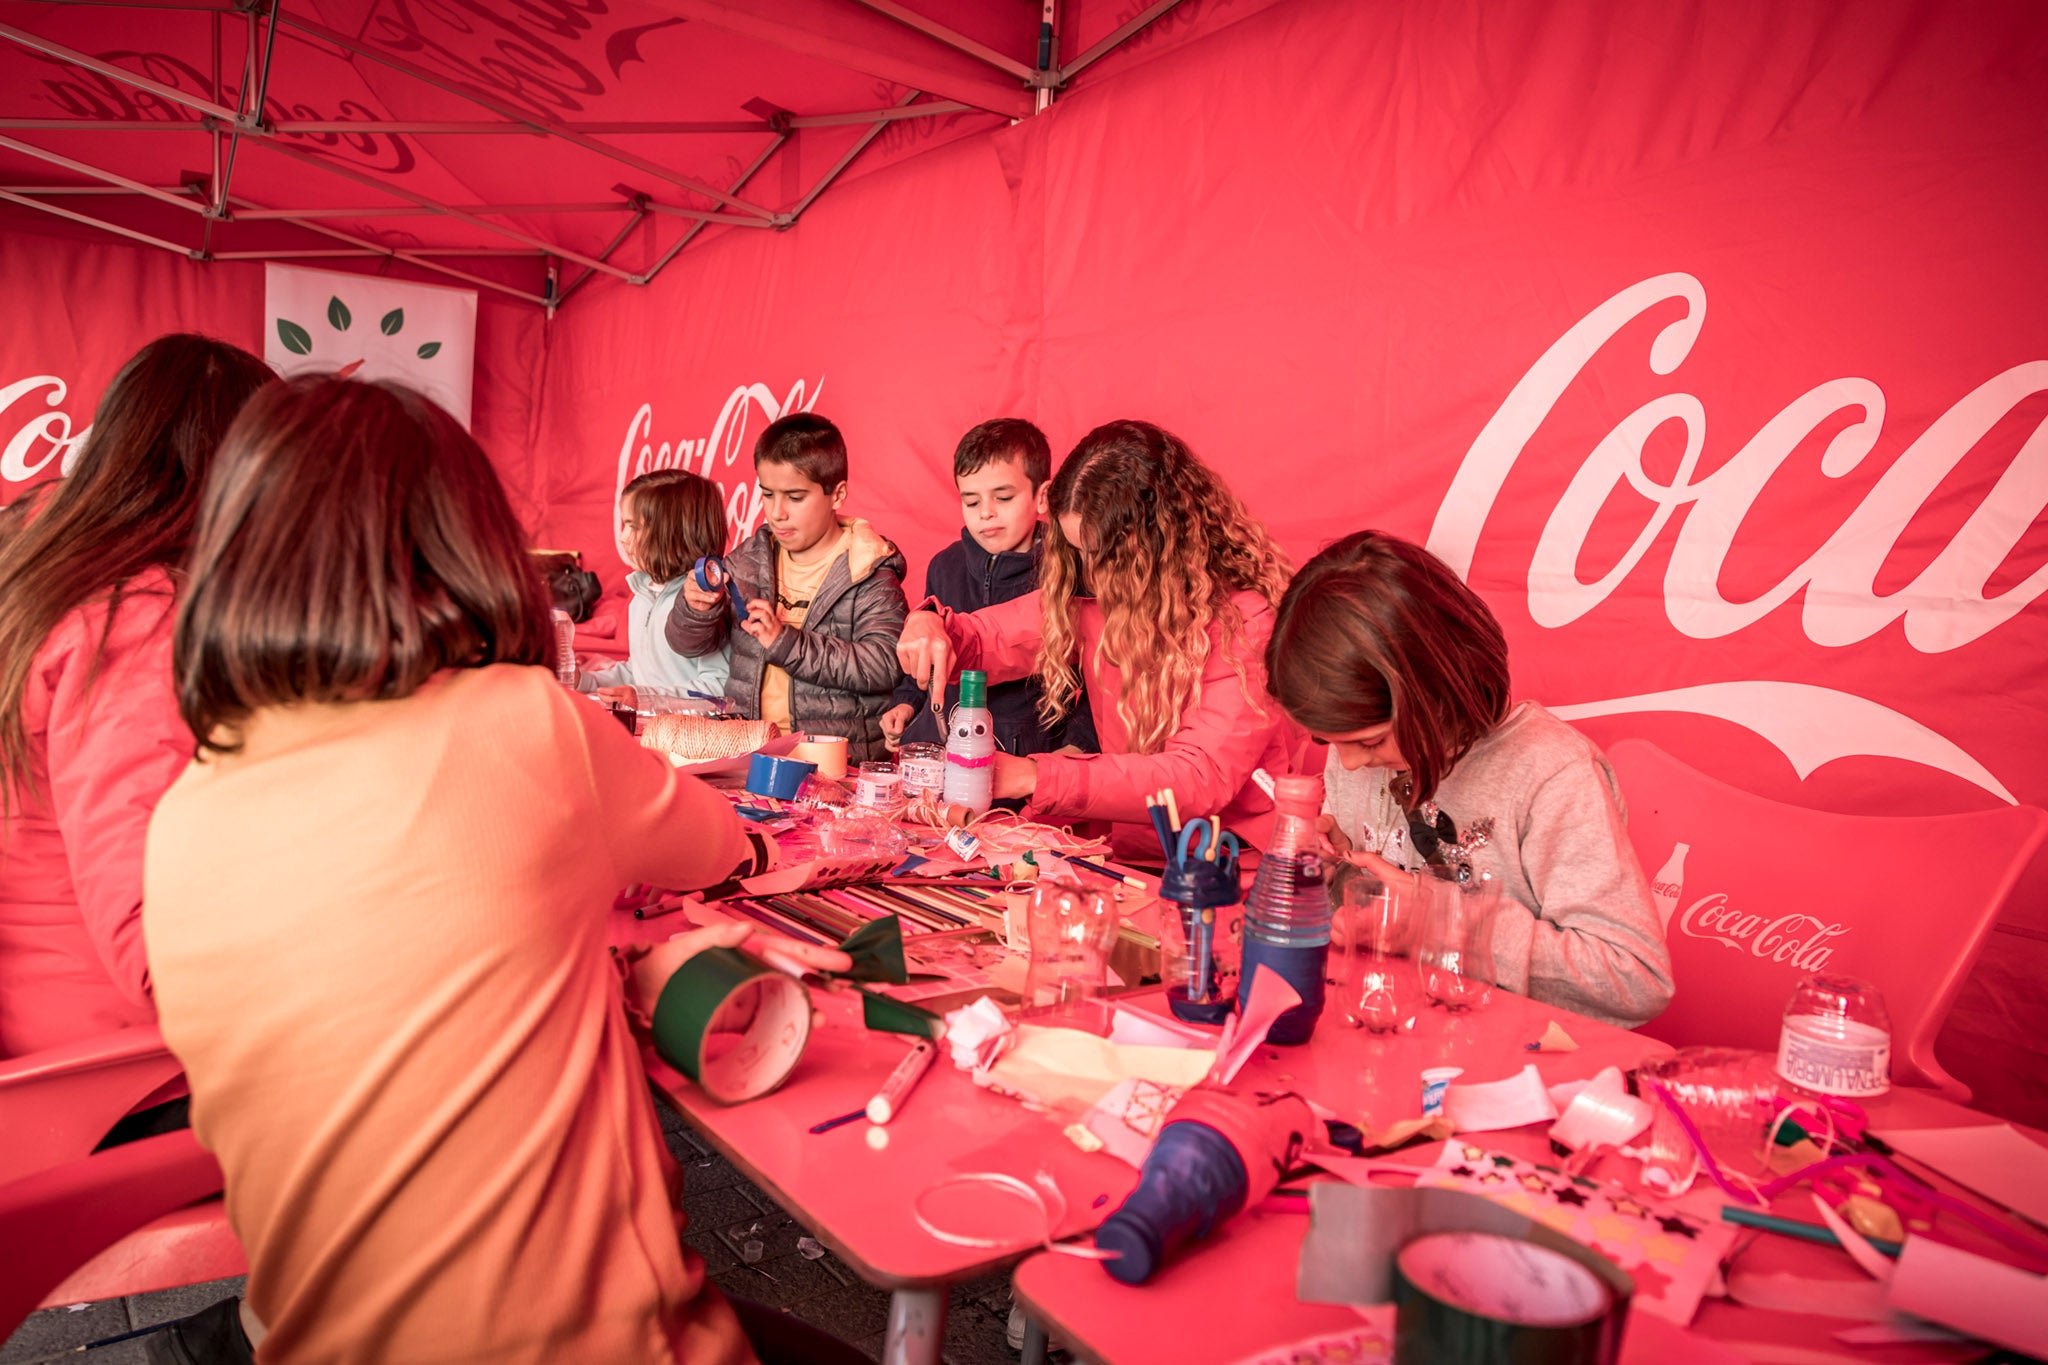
left=4, top=1090, right=1052, bottom=1364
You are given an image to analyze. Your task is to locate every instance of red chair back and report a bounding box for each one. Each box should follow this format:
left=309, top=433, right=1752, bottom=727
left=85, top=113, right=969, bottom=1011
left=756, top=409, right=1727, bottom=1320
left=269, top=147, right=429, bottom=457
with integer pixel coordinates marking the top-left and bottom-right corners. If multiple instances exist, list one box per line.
left=0, top=1130, right=224, bottom=1339
left=1607, top=740, right=2048, bottom=1101
left=0, top=1026, right=185, bottom=1184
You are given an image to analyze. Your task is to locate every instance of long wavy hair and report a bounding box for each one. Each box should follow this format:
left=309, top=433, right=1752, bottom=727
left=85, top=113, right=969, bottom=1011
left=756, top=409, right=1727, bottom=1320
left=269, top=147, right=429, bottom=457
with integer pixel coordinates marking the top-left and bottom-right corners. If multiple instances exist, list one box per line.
left=1037, top=421, right=1289, bottom=753
left=0, top=334, right=272, bottom=815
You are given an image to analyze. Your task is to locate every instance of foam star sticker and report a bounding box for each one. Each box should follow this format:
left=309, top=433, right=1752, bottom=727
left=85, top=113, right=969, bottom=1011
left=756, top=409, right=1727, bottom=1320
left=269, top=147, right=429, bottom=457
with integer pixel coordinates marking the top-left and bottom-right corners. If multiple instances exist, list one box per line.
left=1555, top=1187, right=1589, bottom=1207
left=1497, top=1191, right=1538, bottom=1216
left=1450, top=1165, right=1476, bottom=1178
left=1643, top=1235, right=1689, bottom=1265
left=1610, top=1195, right=1651, bottom=1219
left=1490, top=1155, right=1517, bottom=1169
left=1479, top=1170, right=1508, bottom=1184
left=1656, top=1214, right=1698, bottom=1239
left=1463, top=1145, right=1486, bottom=1160
left=1538, top=1206, right=1578, bottom=1235
left=1626, top=1261, right=1674, bottom=1302
left=1519, top=1172, right=1552, bottom=1193
left=1592, top=1214, right=1637, bottom=1245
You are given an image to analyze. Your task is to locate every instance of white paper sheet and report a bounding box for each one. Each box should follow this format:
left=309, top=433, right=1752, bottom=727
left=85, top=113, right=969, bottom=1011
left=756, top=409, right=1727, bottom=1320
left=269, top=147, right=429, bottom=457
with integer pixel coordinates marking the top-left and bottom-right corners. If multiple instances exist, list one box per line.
left=1871, top=1123, right=2048, bottom=1229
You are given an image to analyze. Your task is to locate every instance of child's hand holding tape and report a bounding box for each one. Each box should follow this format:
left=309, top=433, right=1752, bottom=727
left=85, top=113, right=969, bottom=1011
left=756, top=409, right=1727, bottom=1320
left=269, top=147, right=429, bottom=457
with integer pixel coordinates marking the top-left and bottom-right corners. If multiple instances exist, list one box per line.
left=687, top=556, right=749, bottom=617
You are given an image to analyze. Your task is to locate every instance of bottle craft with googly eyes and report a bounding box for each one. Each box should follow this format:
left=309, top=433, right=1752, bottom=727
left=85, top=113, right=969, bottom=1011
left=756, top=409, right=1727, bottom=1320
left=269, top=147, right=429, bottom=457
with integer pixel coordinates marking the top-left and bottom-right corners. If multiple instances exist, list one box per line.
left=940, top=669, right=996, bottom=815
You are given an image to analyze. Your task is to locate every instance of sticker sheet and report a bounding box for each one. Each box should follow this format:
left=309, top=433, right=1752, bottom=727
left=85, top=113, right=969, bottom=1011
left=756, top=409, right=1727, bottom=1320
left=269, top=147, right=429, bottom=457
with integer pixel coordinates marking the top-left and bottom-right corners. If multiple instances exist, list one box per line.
left=1413, top=1144, right=1737, bottom=1323
left=1223, top=1316, right=1393, bottom=1365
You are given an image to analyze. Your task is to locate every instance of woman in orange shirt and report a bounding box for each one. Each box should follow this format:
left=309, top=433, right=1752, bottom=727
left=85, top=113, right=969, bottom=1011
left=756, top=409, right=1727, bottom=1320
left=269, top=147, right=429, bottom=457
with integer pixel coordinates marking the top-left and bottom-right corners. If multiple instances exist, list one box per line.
left=144, top=377, right=862, bottom=1364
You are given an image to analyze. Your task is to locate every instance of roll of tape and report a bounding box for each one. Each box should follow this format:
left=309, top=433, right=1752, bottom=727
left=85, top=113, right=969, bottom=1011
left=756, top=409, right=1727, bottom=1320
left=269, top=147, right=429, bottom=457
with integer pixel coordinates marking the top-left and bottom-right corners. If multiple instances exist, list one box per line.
left=790, top=735, right=850, bottom=780
left=650, top=946, right=813, bottom=1103
left=693, top=555, right=749, bottom=616
left=746, top=752, right=816, bottom=799
left=1393, top=1230, right=1615, bottom=1365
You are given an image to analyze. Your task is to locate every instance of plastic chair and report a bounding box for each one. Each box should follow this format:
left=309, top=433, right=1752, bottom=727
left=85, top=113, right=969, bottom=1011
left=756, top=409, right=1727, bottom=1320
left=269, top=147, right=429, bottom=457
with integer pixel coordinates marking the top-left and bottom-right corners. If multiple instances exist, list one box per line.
left=1606, top=740, right=2048, bottom=1103
left=0, top=1025, right=245, bottom=1309
left=0, top=1130, right=225, bottom=1341
left=0, top=1025, right=186, bottom=1184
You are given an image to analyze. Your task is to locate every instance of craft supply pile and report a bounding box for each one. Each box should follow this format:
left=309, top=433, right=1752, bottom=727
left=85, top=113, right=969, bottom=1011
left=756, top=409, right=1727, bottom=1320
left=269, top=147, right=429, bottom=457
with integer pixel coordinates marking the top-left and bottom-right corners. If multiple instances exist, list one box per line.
left=603, top=698, right=2048, bottom=1365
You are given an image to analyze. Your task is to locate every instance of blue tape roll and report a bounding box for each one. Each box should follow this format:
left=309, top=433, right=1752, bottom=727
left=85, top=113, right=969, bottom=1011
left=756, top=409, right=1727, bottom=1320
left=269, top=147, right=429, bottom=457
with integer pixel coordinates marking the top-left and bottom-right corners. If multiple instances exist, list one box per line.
left=693, top=556, right=749, bottom=616
left=746, top=753, right=816, bottom=800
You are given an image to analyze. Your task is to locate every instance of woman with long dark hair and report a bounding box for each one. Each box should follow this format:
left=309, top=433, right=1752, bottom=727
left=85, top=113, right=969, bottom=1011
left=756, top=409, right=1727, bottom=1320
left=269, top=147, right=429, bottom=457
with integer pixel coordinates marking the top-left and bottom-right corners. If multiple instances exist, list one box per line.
left=0, top=333, right=271, bottom=1057
left=896, top=420, right=1300, bottom=852
left=1266, top=530, right=1672, bottom=1026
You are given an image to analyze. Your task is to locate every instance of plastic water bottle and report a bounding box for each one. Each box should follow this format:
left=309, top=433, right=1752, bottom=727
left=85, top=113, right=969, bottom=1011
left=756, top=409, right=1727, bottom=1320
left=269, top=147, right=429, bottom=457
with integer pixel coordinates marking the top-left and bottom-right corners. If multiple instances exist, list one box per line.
left=941, top=669, right=995, bottom=813
left=550, top=609, right=577, bottom=685
left=1238, top=773, right=1331, bottom=1045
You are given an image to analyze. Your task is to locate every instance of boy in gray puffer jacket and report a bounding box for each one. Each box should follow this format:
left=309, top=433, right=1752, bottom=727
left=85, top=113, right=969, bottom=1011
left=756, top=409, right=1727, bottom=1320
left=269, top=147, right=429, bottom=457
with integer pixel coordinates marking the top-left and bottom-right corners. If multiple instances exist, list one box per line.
left=668, top=414, right=908, bottom=764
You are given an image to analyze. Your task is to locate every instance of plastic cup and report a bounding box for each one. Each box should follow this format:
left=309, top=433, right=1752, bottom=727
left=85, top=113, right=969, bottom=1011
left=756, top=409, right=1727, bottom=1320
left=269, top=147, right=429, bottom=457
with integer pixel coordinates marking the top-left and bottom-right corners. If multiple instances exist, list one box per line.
left=1420, top=1066, right=1462, bottom=1117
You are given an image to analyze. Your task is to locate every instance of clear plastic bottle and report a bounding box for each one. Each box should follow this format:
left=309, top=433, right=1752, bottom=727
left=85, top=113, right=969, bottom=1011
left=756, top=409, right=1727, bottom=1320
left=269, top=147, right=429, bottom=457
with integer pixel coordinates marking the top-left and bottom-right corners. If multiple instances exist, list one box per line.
left=941, top=669, right=995, bottom=813
left=550, top=609, right=577, bottom=686
left=1237, top=773, right=1331, bottom=1044
left=1776, top=973, right=1891, bottom=1099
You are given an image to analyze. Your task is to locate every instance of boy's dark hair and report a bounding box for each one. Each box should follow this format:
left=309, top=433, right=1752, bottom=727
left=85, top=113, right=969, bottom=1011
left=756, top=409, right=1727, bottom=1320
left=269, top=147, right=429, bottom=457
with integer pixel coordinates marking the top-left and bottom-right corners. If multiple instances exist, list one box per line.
left=621, top=469, right=727, bottom=583
left=953, top=418, right=1051, bottom=488
left=753, top=413, right=847, bottom=491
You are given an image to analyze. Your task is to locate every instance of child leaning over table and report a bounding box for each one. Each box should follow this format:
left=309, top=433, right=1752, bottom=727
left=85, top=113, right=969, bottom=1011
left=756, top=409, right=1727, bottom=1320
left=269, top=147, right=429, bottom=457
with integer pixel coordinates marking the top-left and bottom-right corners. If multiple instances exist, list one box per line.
left=879, top=418, right=1097, bottom=758
left=577, top=468, right=732, bottom=713
left=668, top=413, right=908, bottom=763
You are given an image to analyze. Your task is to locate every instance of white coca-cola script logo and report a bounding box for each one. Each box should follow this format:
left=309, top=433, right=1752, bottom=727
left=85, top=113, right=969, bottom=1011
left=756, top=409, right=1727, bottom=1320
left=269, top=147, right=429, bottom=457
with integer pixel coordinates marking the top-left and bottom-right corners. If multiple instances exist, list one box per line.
left=1429, top=272, right=2047, bottom=803
left=613, top=378, right=825, bottom=557
left=0, top=376, right=91, bottom=487
left=1677, top=893, right=1846, bottom=974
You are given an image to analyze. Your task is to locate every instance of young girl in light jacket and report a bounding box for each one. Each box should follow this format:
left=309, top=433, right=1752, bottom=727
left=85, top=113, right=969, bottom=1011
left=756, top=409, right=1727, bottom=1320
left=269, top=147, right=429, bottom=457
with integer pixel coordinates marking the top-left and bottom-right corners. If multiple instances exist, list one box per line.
left=1265, top=530, right=1673, bottom=1028
left=578, top=469, right=733, bottom=711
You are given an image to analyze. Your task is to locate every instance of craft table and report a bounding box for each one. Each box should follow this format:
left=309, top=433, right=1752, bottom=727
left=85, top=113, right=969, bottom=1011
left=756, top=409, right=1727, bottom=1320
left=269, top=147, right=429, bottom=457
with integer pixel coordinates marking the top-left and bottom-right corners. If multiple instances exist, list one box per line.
left=643, top=982, right=1141, bottom=1365
left=1013, top=1066, right=2029, bottom=1364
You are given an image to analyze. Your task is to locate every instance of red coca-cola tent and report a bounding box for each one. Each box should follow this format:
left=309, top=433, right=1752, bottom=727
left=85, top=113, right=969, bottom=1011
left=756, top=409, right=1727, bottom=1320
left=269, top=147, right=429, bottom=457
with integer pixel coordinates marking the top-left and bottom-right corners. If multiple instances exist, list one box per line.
left=3, top=0, right=2046, bottom=1118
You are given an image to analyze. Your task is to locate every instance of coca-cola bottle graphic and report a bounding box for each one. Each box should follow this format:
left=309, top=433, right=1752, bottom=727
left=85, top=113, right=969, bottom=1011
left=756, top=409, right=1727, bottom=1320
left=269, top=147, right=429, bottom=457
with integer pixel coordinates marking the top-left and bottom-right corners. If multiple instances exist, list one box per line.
left=1649, top=842, right=1688, bottom=928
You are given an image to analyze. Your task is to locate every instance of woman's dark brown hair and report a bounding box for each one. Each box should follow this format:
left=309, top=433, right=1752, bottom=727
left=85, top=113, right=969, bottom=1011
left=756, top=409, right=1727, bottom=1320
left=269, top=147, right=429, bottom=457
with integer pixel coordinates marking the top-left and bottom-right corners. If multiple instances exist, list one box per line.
left=1265, top=530, right=1511, bottom=802
left=0, top=333, right=272, bottom=806
left=176, top=377, right=551, bottom=755
left=621, top=468, right=727, bottom=583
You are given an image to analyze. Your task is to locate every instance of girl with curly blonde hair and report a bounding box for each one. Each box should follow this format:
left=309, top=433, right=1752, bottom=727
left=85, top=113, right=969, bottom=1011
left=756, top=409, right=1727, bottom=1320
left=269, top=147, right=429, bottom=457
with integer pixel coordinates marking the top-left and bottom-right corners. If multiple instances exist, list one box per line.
left=896, top=420, right=1302, bottom=852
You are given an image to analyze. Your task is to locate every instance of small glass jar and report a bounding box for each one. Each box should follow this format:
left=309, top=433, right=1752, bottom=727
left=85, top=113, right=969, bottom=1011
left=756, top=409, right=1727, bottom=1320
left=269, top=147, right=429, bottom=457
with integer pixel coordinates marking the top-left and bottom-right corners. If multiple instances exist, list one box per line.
left=897, top=743, right=947, bottom=802
left=854, top=760, right=903, bottom=812
left=1776, top=972, right=1891, bottom=1098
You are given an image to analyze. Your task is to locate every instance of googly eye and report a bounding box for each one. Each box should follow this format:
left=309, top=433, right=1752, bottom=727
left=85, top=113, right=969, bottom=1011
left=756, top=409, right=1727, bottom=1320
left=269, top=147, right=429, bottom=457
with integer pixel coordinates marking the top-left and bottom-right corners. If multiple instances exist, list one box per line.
left=955, top=725, right=970, bottom=739
left=972, top=723, right=987, bottom=736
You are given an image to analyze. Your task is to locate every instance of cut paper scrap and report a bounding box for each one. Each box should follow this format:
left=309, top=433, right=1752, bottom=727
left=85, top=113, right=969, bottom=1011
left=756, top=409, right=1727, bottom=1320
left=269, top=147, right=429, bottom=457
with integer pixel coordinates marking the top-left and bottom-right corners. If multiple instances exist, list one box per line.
left=1550, top=1066, right=1654, bottom=1155
left=1871, top=1123, right=2048, bottom=1230
left=1222, top=1313, right=1392, bottom=1365
left=1212, top=965, right=1303, bottom=1085
left=1724, top=1270, right=1891, bottom=1321
left=1441, top=1063, right=1559, bottom=1133
left=1415, top=1143, right=1737, bottom=1324
left=1887, top=1236, right=2048, bottom=1358
left=1107, top=1007, right=1214, bottom=1051
left=1079, top=1077, right=1187, bottom=1168
left=980, top=1024, right=1215, bottom=1116
left=1527, top=1020, right=1580, bottom=1052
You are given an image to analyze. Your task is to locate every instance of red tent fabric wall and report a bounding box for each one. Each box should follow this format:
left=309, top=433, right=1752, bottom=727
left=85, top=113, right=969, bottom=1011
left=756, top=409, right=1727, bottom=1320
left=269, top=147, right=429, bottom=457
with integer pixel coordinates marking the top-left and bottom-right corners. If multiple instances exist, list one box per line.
left=531, top=0, right=2048, bottom=1114
left=2, top=0, right=2044, bottom=1116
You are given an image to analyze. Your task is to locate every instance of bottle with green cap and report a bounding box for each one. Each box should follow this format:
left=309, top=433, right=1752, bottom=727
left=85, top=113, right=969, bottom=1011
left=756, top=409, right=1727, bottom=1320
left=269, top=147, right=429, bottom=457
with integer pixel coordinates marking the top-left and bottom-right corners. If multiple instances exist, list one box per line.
left=941, top=669, right=996, bottom=813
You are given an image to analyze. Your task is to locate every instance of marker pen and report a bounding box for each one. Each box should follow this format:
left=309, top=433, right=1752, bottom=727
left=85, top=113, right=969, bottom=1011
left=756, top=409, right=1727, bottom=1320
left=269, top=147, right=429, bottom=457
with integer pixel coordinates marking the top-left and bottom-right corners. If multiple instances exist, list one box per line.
left=865, top=1038, right=939, bottom=1125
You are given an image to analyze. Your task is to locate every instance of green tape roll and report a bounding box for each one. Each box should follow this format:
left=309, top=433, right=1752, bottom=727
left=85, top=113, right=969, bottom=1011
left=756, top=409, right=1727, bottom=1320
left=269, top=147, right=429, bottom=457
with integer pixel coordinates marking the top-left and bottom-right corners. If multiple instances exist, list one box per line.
left=650, top=946, right=813, bottom=1103
left=1392, top=1231, right=1619, bottom=1365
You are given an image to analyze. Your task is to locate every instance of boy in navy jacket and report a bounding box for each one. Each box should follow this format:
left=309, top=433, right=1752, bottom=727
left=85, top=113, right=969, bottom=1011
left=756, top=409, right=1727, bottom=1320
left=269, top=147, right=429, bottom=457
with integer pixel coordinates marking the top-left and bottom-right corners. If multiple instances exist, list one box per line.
left=880, top=419, right=1096, bottom=757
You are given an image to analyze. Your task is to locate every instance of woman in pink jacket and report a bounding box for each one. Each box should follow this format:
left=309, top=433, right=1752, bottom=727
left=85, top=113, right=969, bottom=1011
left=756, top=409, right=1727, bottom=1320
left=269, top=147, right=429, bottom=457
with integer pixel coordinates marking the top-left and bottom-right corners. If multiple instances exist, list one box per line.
left=0, top=333, right=271, bottom=1058
left=896, top=420, right=1301, bottom=854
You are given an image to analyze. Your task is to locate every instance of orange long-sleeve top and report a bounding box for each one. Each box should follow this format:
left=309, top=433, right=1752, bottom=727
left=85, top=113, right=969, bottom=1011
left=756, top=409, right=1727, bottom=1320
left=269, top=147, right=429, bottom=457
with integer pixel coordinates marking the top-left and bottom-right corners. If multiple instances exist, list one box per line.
left=143, top=664, right=759, bottom=1365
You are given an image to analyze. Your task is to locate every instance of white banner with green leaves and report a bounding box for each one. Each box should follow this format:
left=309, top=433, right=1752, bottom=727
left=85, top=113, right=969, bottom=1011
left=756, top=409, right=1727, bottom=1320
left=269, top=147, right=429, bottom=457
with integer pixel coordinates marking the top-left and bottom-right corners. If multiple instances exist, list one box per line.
left=263, top=263, right=477, bottom=429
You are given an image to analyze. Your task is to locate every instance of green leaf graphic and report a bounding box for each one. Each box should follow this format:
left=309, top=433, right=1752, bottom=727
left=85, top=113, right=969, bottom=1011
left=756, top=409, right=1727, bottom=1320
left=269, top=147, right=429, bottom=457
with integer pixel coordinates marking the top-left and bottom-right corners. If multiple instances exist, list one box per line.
left=276, top=318, right=312, bottom=355
left=379, top=307, right=404, bottom=336
left=416, top=341, right=442, bottom=359
left=327, top=296, right=352, bottom=331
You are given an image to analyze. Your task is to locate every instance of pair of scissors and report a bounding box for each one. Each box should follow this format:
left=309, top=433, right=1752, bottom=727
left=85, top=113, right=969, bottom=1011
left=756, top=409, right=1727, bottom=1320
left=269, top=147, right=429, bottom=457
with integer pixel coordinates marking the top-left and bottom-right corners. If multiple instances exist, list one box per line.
left=692, top=556, right=749, bottom=617
left=1177, top=818, right=1230, bottom=866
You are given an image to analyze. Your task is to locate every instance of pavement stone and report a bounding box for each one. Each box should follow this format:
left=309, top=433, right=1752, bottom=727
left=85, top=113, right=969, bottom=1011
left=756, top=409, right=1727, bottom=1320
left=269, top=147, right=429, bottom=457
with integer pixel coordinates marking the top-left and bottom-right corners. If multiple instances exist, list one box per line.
left=0, top=1299, right=128, bottom=1363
